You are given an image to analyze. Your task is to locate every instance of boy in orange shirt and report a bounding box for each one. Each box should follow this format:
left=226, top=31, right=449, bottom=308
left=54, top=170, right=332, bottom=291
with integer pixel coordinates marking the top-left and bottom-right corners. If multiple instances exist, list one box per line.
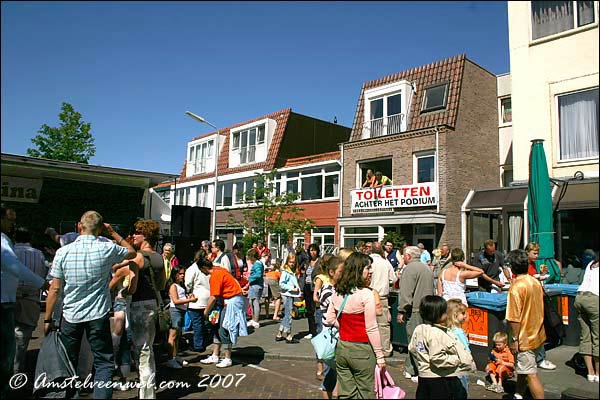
left=485, top=332, right=515, bottom=393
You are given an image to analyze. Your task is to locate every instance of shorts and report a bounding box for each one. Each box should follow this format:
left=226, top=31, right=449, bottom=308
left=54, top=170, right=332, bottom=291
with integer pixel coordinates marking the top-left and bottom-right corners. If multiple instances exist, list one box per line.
left=169, top=307, right=186, bottom=329
left=266, top=278, right=281, bottom=300
left=113, top=297, right=127, bottom=313
left=248, top=284, right=263, bottom=300
left=515, top=346, right=542, bottom=375
left=211, top=305, right=232, bottom=346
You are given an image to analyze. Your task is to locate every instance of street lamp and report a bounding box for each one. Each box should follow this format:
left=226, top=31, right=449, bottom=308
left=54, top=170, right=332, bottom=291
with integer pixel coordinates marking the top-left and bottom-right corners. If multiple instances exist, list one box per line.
left=185, top=111, right=219, bottom=241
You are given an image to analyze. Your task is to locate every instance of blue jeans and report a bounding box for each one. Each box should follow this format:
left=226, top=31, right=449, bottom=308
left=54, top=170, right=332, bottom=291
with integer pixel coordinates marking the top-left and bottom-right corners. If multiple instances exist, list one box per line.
left=458, top=375, right=469, bottom=397
left=536, top=344, right=546, bottom=364
left=315, top=308, right=324, bottom=334
left=280, top=296, right=293, bottom=333
left=188, top=309, right=207, bottom=351
left=60, top=314, right=114, bottom=399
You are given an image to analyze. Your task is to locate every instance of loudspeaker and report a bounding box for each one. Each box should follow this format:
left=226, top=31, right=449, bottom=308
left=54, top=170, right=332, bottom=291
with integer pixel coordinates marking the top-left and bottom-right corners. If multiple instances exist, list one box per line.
left=171, top=205, right=211, bottom=240
left=173, top=238, right=202, bottom=268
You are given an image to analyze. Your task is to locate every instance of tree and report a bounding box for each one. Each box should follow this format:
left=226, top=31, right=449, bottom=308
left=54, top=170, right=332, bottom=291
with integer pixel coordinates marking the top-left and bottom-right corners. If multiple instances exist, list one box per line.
left=227, top=169, right=315, bottom=249
left=27, top=102, right=96, bottom=163
left=383, top=231, right=406, bottom=249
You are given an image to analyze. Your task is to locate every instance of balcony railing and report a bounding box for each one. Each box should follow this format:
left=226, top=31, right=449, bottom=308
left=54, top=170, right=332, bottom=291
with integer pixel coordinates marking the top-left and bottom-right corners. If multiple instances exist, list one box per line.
left=362, top=113, right=405, bottom=138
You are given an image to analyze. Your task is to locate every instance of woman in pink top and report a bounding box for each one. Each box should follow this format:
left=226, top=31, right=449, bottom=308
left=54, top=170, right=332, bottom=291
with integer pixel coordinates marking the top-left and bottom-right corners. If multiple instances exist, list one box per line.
left=325, top=252, right=386, bottom=398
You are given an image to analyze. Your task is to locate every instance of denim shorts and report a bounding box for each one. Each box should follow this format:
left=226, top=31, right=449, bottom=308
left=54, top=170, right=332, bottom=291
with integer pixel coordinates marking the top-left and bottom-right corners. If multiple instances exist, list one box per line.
left=169, top=307, right=186, bottom=329
left=113, top=297, right=127, bottom=313
left=248, top=284, right=263, bottom=300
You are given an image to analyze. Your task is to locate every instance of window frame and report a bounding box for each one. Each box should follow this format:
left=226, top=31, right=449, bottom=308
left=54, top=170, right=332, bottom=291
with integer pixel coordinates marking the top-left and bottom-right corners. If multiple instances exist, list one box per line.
left=555, top=86, right=599, bottom=162
left=530, top=1, right=598, bottom=42
left=231, top=123, right=265, bottom=165
left=499, top=96, right=512, bottom=126
left=187, top=139, right=215, bottom=175
left=413, top=151, right=436, bottom=184
left=421, top=82, right=449, bottom=113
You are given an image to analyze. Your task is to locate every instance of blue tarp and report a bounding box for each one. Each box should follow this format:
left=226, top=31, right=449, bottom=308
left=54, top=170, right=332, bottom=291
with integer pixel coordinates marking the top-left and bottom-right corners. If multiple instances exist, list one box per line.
left=466, top=291, right=507, bottom=312
left=543, top=283, right=579, bottom=297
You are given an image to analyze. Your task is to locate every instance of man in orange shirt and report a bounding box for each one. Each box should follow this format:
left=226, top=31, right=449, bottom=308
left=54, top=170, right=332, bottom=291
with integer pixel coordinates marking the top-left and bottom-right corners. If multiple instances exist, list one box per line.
left=506, top=249, right=545, bottom=399
left=199, top=262, right=247, bottom=368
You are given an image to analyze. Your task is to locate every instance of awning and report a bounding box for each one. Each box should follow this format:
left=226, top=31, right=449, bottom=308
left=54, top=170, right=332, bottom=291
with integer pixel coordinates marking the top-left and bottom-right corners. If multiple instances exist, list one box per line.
left=338, top=212, right=446, bottom=226
left=557, top=180, right=599, bottom=210
left=465, top=186, right=528, bottom=210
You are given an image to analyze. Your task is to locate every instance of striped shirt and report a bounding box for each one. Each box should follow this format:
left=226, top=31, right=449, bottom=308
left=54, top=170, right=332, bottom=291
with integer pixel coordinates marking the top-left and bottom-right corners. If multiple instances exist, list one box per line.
left=50, top=235, right=130, bottom=323
left=319, top=282, right=335, bottom=325
left=14, top=243, right=48, bottom=298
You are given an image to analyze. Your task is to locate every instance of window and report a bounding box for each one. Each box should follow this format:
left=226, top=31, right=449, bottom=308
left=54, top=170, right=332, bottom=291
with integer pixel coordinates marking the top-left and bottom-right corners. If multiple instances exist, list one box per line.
left=558, top=88, right=599, bottom=160
left=311, top=226, right=335, bottom=252
left=414, top=152, right=435, bottom=183
left=531, top=1, right=596, bottom=40
left=359, top=159, right=392, bottom=188
left=367, top=93, right=403, bottom=137
left=232, top=124, right=265, bottom=165
left=196, top=185, right=208, bottom=207
left=217, top=182, right=233, bottom=207
left=156, top=189, right=170, bottom=204
left=500, top=97, right=512, bottom=124
left=324, top=175, right=339, bottom=198
left=175, top=188, right=190, bottom=205
left=422, top=83, right=448, bottom=113
left=187, top=140, right=214, bottom=174
left=301, top=175, right=322, bottom=200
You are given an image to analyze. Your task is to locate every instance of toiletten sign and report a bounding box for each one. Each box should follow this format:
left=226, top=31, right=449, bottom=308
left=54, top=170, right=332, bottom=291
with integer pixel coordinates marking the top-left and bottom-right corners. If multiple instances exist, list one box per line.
left=1, top=176, right=43, bottom=203
left=350, top=182, right=437, bottom=213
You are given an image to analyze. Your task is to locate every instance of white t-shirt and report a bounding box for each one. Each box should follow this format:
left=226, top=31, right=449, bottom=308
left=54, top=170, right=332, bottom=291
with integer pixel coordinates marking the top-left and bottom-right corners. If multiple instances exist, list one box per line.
left=578, top=260, right=599, bottom=296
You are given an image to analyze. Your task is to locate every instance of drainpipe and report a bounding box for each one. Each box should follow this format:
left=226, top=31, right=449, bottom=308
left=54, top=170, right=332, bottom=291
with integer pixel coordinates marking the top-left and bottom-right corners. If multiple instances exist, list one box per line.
left=461, top=189, right=475, bottom=255
left=435, top=125, right=440, bottom=214
left=338, top=142, right=344, bottom=246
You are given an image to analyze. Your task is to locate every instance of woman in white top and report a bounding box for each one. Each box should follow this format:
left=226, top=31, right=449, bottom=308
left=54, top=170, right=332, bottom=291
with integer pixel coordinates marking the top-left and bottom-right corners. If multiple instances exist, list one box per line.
left=437, top=248, right=484, bottom=306
left=574, top=251, right=599, bottom=382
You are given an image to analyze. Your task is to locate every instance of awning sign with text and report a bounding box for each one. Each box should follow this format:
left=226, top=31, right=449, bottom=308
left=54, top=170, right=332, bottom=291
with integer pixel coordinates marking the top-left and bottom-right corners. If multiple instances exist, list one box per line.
left=350, top=182, right=437, bottom=213
left=1, top=176, right=43, bottom=203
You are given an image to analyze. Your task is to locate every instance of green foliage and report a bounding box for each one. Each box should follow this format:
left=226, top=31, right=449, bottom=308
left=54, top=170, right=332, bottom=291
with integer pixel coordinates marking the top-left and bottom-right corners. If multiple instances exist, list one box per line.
left=27, top=102, right=96, bottom=164
left=383, top=231, right=405, bottom=249
left=227, top=169, right=315, bottom=244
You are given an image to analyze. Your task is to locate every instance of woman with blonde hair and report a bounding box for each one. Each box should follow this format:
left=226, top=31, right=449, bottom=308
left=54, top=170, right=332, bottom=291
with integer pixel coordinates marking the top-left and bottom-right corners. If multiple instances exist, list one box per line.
left=276, top=253, right=301, bottom=343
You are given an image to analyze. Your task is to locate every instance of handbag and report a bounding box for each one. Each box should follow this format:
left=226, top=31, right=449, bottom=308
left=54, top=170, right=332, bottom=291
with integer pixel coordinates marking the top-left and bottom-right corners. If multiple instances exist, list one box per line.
left=148, top=259, right=172, bottom=333
left=374, top=364, right=406, bottom=399
left=311, top=294, right=348, bottom=361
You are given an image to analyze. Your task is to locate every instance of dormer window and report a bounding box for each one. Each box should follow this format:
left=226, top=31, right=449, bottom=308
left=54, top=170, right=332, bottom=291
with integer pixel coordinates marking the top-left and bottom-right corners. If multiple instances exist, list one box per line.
left=363, top=81, right=412, bottom=139
left=421, top=83, right=449, bottom=113
left=187, top=139, right=215, bottom=175
left=231, top=124, right=266, bottom=165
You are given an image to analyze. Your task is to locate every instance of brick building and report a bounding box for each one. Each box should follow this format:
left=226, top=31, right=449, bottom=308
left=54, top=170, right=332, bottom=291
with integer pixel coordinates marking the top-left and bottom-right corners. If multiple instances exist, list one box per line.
left=338, top=54, right=500, bottom=251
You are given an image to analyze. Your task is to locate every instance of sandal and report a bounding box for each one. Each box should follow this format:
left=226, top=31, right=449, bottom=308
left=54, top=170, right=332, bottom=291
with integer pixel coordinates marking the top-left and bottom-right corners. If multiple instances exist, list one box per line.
left=316, top=372, right=324, bottom=381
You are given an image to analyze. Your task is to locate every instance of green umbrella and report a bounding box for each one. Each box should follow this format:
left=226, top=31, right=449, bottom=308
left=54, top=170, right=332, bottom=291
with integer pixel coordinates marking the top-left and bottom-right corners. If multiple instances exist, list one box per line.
left=528, top=139, right=560, bottom=283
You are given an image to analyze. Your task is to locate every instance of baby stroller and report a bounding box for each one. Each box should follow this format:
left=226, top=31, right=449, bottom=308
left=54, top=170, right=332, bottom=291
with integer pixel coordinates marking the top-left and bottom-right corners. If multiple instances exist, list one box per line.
left=291, top=299, right=307, bottom=319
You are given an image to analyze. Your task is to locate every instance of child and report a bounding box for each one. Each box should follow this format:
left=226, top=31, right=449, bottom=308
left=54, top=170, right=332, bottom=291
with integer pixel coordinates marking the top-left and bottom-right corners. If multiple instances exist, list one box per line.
left=277, top=253, right=301, bottom=343
left=485, top=332, right=515, bottom=393
left=247, top=248, right=264, bottom=329
left=409, top=295, right=474, bottom=399
left=446, top=299, right=475, bottom=397
left=166, top=266, right=197, bottom=369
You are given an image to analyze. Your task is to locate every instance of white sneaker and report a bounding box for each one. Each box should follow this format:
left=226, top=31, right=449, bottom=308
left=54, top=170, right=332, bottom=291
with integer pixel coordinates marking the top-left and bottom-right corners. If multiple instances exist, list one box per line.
left=538, top=359, right=557, bottom=370
left=403, top=371, right=412, bottom=379
left=166, top=358, right=182, bottom=369
left=215, top=358, right=232, bottom=368
left=200, top=355, right=219, bottom=364
left=175, top=356, right=189, bottom=366
left=513, top=394, right=523, bottom=399
left=411, top=376, right=419, bottom=383
left=303, top=333, right=313, bottom=339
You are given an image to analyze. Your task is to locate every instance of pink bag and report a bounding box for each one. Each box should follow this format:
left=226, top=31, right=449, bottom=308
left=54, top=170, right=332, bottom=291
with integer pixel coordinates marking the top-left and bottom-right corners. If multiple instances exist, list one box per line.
left=374, top=365, right=405, bottom=399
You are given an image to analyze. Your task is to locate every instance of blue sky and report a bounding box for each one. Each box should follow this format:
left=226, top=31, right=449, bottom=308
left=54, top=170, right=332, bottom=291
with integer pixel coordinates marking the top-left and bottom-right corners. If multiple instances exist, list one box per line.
left=1, top=1, right=510, bottom=175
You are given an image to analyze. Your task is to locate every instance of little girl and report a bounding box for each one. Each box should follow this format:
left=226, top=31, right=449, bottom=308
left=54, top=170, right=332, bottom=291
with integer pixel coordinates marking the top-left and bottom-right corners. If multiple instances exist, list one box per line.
left=166, top=266, right=197, bottom=369
left=445, top=299, right=476, bottom=397
left=277, top=253, right=301, bottom=343
left=247, top=248, right=264, bottom=329
left=409, top=295, right=474, bottom=399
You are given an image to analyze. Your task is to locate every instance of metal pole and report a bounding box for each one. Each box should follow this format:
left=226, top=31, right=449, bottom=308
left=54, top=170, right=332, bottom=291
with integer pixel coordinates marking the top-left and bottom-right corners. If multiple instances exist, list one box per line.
left=212, top=129, right=219, bottom=240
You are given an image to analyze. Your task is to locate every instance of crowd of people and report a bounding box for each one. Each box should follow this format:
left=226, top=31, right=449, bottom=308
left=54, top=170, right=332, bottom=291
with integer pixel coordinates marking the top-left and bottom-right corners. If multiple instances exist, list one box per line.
left=1, top=203, right=598, bottom=399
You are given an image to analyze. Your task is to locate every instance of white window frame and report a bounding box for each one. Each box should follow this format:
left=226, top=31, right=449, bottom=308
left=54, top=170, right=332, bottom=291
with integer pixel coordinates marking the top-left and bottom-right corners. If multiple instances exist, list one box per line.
left=413, top=151, right=436, bottom=184
left=196, top=184, right=209, bottom=207
left=187, top=139, right=215, bottom=175
left=363, top=81, right=411, bottom=138
left=555, top=86, right=599, bottom=163
left=499, top=96, right=512, bottom=127
left=530, top=1, right=598, bottom=43
left=231, top=124, right=265, bottom=165
left=274, top=166, right=340, bottom=202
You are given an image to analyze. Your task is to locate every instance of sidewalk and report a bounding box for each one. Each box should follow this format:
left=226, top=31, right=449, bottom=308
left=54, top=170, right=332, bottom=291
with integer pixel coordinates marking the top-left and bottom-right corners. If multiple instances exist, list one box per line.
left=228, top=316, right=600, bottom=399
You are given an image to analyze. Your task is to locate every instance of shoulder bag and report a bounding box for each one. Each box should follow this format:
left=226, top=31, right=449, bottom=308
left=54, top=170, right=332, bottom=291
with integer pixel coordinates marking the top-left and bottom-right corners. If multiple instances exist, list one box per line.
left=311, top=294, right=348, bottom=362
left=148, top=256, right=172, bottom=333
